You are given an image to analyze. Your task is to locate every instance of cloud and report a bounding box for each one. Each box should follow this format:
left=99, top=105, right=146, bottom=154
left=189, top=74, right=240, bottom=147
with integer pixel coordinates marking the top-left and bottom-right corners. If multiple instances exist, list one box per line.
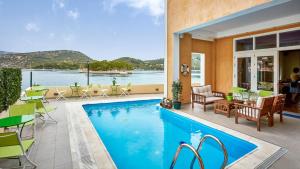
left=25, top=23, right=40, bottom=32
left=52, top=0, right=65, bottom=11
left=67, top=10, right=79, bottom=20
left=102, top=0, right=164, bottom=24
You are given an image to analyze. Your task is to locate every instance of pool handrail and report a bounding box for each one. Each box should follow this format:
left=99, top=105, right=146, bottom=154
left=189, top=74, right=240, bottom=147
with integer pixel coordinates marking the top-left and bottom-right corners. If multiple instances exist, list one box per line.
left=170, top=141, right=205, bottom=169
left=190, top=134, right=228, bottom=169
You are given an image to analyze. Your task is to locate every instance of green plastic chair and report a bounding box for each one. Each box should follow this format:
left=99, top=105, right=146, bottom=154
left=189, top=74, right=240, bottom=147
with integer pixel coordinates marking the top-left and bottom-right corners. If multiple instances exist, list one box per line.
left=9, top=103, right=36, bottom=117
left=258, top=90, right=273, bottom=97
left=25, top=90, right=44, bottom=97
left=26, top=89, right=49, bottom=103
left=27, top=99, right=57, bottom=123
left=0, top=131, right=37, bottom=168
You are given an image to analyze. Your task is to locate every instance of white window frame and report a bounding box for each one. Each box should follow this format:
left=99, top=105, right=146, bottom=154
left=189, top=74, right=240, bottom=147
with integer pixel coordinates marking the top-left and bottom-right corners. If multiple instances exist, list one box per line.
left=191, top=52, right=205, bottom=86
left=233, top=26, right=300, bottom=94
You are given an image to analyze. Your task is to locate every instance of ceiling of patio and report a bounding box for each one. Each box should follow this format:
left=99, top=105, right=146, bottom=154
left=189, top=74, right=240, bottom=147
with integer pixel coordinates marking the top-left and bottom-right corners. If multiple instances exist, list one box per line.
left=182, top=0, right=300, bottom=40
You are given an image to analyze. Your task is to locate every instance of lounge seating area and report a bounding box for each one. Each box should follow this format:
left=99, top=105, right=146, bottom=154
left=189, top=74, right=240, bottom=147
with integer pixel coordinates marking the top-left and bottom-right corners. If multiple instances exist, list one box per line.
left=191, top=85, right=225, bottom=111
left=192, top=85, right=287, bottom=131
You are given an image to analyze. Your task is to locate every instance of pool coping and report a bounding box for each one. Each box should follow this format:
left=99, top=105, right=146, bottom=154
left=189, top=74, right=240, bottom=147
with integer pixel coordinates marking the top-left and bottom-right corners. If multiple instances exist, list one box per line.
left=65, top=97, right=283, bottom=169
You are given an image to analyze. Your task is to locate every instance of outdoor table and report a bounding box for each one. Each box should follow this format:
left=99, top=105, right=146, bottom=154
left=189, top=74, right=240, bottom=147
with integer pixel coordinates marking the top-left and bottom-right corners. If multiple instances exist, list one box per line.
left=20, top=96, right=43, bottom=101
left=214, top=99, right=244, bottom=117
left=0, top=115, right=35, bottom=137
left=70, top=85, right=81, bottom=96
left=111, top=85, right=120, bottom=95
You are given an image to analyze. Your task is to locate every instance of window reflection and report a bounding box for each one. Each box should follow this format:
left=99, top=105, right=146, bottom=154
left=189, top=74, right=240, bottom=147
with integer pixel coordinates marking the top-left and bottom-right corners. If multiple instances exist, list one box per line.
left=280, top=30, right=300, bottom=47
left=236, top=38, right=253, bottom=51
left=255, top=34, right=276, bottom=49
left=257, top=56, right=274, bottom=91
left=237, top=58, right=251, bottom=90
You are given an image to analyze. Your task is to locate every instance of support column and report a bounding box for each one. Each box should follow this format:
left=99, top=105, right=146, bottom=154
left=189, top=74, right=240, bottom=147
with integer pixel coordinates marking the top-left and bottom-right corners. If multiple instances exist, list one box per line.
left=179, top=33, right=192, bottom=104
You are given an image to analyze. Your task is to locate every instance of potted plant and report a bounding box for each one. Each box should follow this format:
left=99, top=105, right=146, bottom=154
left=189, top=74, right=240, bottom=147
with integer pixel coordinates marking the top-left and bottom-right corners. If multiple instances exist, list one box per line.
left=172, top=80, right=183, bottom=110
left=112, top=77, right=117, bottom=86
left=226, top=92, right=233, bottom=101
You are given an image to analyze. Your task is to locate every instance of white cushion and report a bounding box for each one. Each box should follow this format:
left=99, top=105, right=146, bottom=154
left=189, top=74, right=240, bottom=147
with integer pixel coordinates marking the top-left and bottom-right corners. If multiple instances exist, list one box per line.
left=256, top=96, right=274, bottom=107
left=192, top=87, right=199, bottom=93
left=193, top=85, right=213, bottom=97
left=256, top=97, right=263, bottom=108
left=239, top=108, right=259, bottom=118
left=206, top=96, right=223, bottom=103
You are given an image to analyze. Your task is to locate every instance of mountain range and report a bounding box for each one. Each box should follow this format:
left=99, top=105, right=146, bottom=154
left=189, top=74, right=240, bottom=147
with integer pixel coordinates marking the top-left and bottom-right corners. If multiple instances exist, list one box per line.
left=0, top=50, right=164, bottom=70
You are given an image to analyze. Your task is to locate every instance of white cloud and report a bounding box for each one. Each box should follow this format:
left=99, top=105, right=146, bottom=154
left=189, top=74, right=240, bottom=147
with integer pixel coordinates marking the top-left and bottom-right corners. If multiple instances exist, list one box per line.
left=25, top=23, right=40, bottom=32
left=102, top=0, right=164, bottom=24
left=52, top=0, right=65, bottom=11
left=67, top=10, right=79, bottom=20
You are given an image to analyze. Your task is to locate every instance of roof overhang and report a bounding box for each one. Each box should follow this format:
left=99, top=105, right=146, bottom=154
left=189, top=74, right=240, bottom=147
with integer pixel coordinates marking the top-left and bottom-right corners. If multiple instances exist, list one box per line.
left=177, top=0, right=300, bottom=41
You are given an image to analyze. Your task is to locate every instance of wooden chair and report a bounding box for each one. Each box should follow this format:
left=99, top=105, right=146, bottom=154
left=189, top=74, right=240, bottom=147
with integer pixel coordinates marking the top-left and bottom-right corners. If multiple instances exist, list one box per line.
left=235, top=96, right=274, bottom=131
left=270, top=94, right=286, bottom=126
left=191, top=85, right=225, bottom=111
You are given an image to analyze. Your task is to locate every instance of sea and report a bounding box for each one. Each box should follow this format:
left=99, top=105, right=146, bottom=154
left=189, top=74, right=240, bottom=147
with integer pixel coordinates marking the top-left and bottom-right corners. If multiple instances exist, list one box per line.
left=21, top=69, right=201, bottom=90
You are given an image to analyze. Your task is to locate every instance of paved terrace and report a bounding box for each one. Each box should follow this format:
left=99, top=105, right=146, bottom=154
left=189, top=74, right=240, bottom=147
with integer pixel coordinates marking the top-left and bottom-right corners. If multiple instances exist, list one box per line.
left=0, top=94, right=299, bottom=169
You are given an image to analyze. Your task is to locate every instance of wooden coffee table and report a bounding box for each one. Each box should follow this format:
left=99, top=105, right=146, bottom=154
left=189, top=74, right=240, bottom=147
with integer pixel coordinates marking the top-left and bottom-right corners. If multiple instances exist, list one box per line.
left=214, top=99, right=243, bottom=118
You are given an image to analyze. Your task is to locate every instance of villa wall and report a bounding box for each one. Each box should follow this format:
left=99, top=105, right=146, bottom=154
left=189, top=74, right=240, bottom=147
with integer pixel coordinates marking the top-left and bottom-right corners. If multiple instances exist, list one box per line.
left=167, top=0, right=271, bottom=101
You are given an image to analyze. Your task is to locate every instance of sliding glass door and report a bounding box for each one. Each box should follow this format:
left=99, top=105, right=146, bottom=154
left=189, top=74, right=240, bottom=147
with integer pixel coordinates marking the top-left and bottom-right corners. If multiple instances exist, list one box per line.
left=234, top=51, right=278, bottom=93
left=255, top=51, right=278, bottom=93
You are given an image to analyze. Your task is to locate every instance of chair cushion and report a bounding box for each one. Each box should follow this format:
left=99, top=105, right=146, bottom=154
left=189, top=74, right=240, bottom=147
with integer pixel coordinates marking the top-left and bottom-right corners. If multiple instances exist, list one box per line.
left=256, top=96, right=274, bottom=107
left=239, top=108, right=259, bottom=118
left=206, top=96, right=224, bottom=103
left=193, top=85, right=213, bottom=97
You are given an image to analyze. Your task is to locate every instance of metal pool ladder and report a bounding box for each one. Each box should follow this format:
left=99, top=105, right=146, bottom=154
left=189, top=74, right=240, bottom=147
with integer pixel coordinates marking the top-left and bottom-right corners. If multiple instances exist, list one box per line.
left=169, top=134, right=228, bottom=169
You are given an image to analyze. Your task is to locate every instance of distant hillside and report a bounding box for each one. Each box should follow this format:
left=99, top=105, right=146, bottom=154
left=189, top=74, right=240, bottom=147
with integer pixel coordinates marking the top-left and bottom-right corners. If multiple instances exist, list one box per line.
left=0, top=50, right=93, bottom=68
left=145, top=58, right=164, bottom=64
left=113, top=57, right=164, bottom=70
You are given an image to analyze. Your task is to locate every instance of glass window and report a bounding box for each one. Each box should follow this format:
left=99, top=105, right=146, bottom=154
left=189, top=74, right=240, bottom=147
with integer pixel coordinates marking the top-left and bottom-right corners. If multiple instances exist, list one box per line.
left=237, top=57, right=251, bottom=90
left=279, top=30, right=300, bottom=47
left=191, top=53, right=205, bottom=85
left=257, top=56, right=274, bottom=91
left=236, top=38, right=253, bottom=51
left=255, top=34, right=277, bottom=49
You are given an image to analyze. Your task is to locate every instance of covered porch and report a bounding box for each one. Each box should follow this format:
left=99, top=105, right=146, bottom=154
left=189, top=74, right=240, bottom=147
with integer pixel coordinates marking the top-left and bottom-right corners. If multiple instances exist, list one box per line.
left=167, top=0, right=300, bottom=106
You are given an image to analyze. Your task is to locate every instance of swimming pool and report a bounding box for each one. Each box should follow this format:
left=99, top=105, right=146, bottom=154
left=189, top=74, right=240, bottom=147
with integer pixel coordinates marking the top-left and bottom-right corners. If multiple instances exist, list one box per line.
left=83, top=99, right=257, bottom=169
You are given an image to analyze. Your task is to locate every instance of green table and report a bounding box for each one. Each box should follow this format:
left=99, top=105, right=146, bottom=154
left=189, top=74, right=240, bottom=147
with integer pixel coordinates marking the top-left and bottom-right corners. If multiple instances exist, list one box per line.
left=20, top=96, right=43, bottom=101
left=0, top=115, right=34, bottom=136
left=31, top=86, right=48, bottom=91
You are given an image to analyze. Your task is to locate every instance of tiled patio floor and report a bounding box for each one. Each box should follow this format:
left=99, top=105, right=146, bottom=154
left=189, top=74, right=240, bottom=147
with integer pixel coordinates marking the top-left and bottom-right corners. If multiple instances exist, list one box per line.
left=0, top=94, right=299, bottom=169
left=182, top=104, right=300, bottom=169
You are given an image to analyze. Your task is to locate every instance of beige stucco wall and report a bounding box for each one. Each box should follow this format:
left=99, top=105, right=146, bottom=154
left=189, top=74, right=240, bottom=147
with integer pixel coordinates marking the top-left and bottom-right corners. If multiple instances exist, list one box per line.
left=167, top=0, right=271, bottom=102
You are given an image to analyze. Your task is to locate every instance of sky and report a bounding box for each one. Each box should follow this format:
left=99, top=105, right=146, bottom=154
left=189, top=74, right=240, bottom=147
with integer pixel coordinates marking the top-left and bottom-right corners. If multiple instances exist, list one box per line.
left=0, top=0, right=165, bottom=60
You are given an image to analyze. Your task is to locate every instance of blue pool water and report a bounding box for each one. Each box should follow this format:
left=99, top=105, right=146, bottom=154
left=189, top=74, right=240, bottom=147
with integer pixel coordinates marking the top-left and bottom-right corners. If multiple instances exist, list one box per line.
left=83, top=99, right=257, bottom=169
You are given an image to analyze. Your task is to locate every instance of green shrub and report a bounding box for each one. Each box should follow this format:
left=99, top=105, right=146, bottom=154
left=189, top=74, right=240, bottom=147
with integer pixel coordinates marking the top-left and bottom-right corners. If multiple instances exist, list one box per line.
left=0, top=68, right=22, bottom=112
